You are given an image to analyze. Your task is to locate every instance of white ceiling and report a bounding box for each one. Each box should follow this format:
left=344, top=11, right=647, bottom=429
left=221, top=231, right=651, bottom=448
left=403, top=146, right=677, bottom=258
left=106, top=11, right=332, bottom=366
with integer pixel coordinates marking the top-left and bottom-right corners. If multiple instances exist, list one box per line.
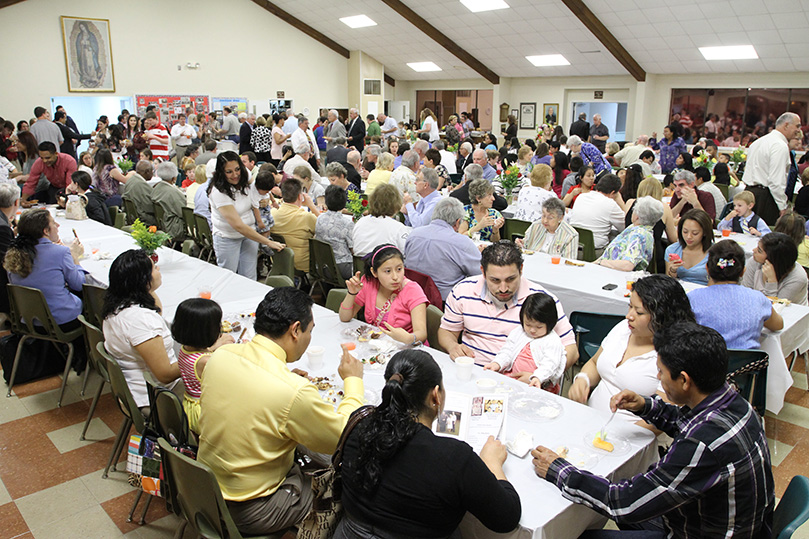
left=263, top=0, right=809, bottom=81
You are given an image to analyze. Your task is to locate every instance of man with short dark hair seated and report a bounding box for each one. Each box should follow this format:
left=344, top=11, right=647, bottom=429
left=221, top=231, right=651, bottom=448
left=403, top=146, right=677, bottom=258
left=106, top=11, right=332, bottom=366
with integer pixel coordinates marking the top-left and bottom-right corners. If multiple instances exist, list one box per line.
left=532, top=321, right=774, bottom=539
left=198, top=287, right=364, bottom=536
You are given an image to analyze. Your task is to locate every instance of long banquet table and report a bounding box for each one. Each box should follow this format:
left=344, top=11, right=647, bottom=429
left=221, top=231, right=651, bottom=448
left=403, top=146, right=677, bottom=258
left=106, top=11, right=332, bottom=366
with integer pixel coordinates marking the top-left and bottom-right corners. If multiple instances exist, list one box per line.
left=57, top=214, right=658, bottom=539
left=521, top=250, right=809, bottom=415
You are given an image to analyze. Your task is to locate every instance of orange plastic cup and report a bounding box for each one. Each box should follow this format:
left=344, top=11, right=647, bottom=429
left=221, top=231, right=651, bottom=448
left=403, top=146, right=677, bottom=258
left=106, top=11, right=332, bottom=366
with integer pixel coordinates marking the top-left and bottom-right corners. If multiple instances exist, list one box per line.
left=199, top=290, right=212, bottom=299
left=551, top=256, right=561, bottom=264
left=722, top=229, right=731, bottom=237
left=626, top=280, right=634, bottom=290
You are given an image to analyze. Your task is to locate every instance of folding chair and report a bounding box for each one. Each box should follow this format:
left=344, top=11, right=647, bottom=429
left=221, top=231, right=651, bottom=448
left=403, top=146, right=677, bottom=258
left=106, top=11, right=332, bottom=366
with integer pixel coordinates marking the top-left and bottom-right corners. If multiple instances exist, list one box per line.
left=308, top=238, right=346, bottom=297
left=573, top=226, right=597, bottom=262
left=77, top=316, right=109, bottom=441
left=426, top=305, right=445, bottom=352
left=773, top=475, right=809, bottom=538
left=5, top=285, right=83, bottom=407
left=123, top=198, right=139, bottom=226
left=726, top=349, right=769, bottom=417
left=194, top=214, right=215, bottom=263
left=503, top=218, right=532, bottom=242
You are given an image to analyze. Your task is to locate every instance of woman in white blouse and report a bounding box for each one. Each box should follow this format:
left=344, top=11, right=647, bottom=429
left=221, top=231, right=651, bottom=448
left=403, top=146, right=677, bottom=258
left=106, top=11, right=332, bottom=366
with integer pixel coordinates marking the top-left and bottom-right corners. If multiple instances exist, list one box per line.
left=416, top=108, right=440, bottom=143
left=207, top=152, right=283, bottom=279
left=567, top=275, right=695, bottom=428
left=352, top=183, right=411, bottom=257
left=513, top=164, right=556, bottom=223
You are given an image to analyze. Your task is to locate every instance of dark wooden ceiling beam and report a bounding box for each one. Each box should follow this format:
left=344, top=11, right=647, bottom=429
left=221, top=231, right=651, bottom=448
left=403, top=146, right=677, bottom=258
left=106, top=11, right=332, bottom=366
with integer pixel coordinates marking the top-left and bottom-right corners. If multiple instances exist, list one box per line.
left=384, top=73, right=395, bottom=87
left=251, top=0, right=350, bottom=59
left=561, top=0, right=646, bottom=82
left=0, top=0, right=27, bottom=9
left=378, top=0, right=500, bottom=85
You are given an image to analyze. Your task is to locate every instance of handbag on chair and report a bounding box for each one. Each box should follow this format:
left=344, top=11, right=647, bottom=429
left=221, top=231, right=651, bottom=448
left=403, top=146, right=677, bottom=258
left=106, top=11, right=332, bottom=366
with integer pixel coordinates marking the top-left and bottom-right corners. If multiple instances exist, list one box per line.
left=297, top=405, right=374, bottom=539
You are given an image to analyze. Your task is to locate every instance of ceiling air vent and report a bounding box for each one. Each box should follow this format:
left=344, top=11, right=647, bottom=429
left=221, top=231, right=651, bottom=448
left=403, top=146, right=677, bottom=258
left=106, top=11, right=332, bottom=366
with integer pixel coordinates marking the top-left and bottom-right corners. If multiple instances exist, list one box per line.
left=364, top=79, right=381, bottom=95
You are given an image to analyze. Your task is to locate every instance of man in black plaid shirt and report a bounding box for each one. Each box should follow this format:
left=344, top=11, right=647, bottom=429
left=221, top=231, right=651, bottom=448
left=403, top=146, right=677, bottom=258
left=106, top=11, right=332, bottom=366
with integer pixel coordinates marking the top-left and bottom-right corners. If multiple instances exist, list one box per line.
left=532, top=322, right=774, bottom=538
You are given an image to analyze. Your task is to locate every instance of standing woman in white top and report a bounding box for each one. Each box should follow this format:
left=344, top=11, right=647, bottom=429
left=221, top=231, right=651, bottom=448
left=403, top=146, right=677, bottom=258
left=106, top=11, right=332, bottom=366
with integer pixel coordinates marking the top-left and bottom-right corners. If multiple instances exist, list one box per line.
left=417, top=108, right=440, bottom=143
left=567, top=275, right=695, bottom=429
left=207, top=152, right=284, bottom=279
left=270, top=113, right=291, bottom=166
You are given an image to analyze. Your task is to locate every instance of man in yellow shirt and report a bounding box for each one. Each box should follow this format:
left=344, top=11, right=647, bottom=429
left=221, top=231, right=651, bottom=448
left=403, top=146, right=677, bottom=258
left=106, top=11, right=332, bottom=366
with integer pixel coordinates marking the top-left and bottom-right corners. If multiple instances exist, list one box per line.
left=198, top=287, right=364, bottom=535
left=271, top=178, right=319, bottom=272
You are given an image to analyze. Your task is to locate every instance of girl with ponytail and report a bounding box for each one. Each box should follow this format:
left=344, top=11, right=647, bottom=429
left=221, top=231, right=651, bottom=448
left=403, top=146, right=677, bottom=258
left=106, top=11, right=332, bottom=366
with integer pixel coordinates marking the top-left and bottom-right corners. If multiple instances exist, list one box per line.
left=335, top=350, right=521, bottom=538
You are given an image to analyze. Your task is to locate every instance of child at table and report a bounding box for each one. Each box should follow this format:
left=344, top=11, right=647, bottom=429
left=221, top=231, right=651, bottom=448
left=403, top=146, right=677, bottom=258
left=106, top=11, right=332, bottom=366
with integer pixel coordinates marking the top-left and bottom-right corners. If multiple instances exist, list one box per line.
left=251, top=169, right=277, bottom=257
left=484, top=292, right=566, bottom=394
left=718, top=191, right=771, bottom=237
left=171, top=298, right=234, bottom=433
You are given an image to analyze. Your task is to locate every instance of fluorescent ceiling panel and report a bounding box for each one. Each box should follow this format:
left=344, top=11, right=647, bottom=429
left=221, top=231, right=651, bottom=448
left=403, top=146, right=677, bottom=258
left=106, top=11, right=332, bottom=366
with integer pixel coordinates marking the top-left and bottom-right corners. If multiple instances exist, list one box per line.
left=699, top=45, right=758, bottom=60
left=407, top=62, right=442, bottom=72
left=525, top=54, right=570, bottom=67
left=460, top=0, right=509, bottom=13
left=339, top=15, right=377, bottom=28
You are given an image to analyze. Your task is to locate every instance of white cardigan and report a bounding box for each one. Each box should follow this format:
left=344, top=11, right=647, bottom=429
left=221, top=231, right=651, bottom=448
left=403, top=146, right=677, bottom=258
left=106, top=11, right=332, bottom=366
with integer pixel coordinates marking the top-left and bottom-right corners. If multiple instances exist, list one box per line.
left=493, top=326, right=566, bottom=384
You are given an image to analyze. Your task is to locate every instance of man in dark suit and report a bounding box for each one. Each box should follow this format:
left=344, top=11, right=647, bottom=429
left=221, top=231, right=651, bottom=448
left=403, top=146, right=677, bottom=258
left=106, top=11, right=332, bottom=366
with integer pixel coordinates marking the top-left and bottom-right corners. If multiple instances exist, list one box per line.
left=569, top=113, right=590, bottom=141
left=345, top=108, right=366, bottom=153
left=54, top=110, right=90, bottom=162
left=455, top=141, right=474, bottom=173
left=327, top=137, right=350, bottom=165
left=239, top=114, right=255, bottom=154
left=345, top=150, right=363, bottom=190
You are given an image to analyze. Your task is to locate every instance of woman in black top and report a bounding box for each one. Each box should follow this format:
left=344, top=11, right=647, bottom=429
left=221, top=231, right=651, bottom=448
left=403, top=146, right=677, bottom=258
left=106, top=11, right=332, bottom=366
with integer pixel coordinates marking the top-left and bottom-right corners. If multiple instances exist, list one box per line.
left=337, top=350, right=521, bottom=539
left=502, top=114, right=518, bottom=142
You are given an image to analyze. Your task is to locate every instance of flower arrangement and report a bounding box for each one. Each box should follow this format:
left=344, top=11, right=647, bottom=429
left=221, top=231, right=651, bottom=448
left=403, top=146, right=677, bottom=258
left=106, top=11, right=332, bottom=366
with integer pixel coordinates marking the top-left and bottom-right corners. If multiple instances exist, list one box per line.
left=730, top=146, right=747, bottom=165
left=694, top=150, right=717, bottom=171
left=131, top=218, right=171, bottom=256
left=346, top=190, right=368, bottom=222
left=116, top=158, right=134, bottom=173
left=446, top=143, right=459, bottom=153
left=498, top=165, right=522, bottom=197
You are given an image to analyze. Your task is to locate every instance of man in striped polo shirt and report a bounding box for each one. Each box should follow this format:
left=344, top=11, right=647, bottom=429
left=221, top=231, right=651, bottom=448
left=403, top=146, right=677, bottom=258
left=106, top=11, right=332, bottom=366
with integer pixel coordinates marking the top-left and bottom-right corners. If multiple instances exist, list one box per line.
left=438, top=241, right=578, bottom=369
left=143, top=111, right=170, bottom=162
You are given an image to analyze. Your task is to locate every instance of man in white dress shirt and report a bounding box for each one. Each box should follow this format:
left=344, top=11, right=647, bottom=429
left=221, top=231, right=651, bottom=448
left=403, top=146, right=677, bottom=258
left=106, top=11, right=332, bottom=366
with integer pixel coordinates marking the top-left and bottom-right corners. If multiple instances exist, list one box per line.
left=434, top=141, right=457, bottom=175
left=377, top=113, right=397, bottom=141
left=743, top=112, right=802, bottom=225
left=284, top=141, right=324, bottom=186
left=568, top=174, right=625, bottom=253
left=282, top=110, right=298, bottom=135
left=291, top=117, right=321, bottom=172
left=170, top=114, right=196, bottom=162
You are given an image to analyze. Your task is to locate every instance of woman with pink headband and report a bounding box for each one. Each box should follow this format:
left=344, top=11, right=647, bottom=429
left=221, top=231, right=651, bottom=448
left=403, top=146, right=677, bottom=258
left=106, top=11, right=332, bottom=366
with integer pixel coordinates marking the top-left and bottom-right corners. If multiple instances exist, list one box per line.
left=339, top=244, right=429, bottom=346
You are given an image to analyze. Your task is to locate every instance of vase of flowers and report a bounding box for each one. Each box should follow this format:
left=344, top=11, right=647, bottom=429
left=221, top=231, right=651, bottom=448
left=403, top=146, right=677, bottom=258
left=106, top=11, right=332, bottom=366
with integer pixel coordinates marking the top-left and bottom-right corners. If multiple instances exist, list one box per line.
left=346, top=190, right=368, bottom=222
left=498, top=165, right=521, bottom=204
left=694, top=150, right=717, bottom=172
left=446, top=143, right=459, bottom=153
left=730, top=147, right=747, bottom=173
left=131, top=219, right=171, bottom=262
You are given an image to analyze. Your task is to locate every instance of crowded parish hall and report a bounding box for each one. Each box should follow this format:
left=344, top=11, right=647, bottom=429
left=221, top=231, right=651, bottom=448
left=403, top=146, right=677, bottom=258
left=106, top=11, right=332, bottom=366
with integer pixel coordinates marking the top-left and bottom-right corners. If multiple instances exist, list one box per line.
left=2, top=0, right=809, bottom=537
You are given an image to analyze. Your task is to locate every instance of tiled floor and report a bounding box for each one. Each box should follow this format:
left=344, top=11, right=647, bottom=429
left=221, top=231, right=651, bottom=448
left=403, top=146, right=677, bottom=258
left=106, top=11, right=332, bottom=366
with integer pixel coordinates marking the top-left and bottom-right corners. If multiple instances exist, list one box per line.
left=1, top=357, right=808, bottom=538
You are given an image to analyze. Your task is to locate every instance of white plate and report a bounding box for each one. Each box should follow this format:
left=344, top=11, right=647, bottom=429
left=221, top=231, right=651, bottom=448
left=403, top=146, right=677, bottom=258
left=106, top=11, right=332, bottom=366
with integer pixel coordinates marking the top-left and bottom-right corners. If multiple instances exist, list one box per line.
left=583, top=430, right=631, bottom=456
left=556, top=445, right=600, bottom=470
left=509, top=394, right=563, bottom=422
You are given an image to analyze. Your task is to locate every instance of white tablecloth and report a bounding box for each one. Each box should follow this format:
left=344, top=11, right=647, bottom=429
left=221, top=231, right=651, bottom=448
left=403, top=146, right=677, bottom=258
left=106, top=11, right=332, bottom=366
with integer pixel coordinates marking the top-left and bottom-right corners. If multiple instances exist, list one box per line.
left=521, top=251, right=808, bottom=414
left=56, top=215, right=658, bottom=539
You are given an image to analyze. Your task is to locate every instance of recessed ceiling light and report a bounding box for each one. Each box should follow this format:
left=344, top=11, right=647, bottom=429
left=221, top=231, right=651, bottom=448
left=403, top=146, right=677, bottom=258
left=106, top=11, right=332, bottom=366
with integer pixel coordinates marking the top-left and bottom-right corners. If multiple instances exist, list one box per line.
left=460, top=0, right=509, bottom=13
left=407, top=62, right=442, bottom=72
left=525, top=54, right=570, bottom=67
left=339, top=15, right=377, bottom=28
left=699, top=45, right=757, bottom=60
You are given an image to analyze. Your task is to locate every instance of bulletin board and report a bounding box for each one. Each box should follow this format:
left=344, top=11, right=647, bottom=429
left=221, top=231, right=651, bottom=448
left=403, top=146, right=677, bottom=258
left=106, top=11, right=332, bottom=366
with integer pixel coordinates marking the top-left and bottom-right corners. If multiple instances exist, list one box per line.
left=211, top=97, right=248, bottom=114
left=134, top=94, right=210, bottom=125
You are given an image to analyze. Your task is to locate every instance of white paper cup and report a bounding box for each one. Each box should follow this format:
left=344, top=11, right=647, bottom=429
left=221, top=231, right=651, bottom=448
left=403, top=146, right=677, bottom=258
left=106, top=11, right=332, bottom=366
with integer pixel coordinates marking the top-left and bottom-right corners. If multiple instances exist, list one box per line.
left=476, top=378, right=497, bottom=391
left=455, top=356, right=475, bottom=382
left=308, top=346, right=325, bottom=369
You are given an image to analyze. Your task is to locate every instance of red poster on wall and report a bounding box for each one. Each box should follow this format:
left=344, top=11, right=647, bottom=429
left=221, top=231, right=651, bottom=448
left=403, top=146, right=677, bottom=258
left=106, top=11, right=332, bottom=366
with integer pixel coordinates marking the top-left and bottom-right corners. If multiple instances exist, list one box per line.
left=134, top=95, right=210, bottom=127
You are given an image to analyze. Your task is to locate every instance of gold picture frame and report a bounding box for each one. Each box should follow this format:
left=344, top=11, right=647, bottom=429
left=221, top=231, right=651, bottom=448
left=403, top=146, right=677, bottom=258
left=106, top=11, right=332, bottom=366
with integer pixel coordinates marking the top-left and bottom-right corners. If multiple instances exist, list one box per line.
left=543, top=103, right=559, bottom=126
left=61, top=16, right=115, bottom=92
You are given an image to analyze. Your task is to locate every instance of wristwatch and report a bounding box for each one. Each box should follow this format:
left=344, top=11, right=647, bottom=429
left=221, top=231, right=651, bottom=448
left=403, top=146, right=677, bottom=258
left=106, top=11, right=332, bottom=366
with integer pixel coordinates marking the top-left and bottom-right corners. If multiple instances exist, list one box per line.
left=412, top=334, right=422, bottom=347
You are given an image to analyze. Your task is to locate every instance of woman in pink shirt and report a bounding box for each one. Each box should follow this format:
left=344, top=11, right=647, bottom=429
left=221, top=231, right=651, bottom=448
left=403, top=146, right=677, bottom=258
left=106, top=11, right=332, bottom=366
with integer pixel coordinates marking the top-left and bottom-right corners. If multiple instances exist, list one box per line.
left=339, top=244, right=428, bottom=346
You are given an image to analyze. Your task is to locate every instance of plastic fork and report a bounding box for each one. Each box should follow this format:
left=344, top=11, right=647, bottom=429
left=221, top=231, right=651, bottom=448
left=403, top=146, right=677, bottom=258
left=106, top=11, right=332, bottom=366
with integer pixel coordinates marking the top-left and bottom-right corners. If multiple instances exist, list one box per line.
left=598, top=411, right=616, bottom=440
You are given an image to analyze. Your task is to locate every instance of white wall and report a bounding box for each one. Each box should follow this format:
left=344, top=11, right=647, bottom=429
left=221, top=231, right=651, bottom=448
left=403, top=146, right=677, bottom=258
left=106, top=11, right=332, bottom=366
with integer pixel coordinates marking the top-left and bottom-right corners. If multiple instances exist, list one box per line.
left=0, top=0, right=349, bottom=124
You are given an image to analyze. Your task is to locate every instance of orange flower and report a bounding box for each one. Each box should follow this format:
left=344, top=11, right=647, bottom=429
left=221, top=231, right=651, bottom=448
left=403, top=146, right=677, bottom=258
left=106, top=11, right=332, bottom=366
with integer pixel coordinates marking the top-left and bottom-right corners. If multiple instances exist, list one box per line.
left=148, top=226, right=157, bottom=233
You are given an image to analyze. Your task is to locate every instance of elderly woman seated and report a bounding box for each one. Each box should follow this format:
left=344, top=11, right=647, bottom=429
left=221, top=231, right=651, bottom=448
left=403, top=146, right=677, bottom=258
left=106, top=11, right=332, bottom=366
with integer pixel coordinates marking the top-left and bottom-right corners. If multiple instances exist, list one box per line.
left=458, top=179, right=504, bottom=242
left=596, top=197, right=663, bottom=271
left=517, top=197, right=579, bottom=259
left=512, top=164, right=555, bottom=223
